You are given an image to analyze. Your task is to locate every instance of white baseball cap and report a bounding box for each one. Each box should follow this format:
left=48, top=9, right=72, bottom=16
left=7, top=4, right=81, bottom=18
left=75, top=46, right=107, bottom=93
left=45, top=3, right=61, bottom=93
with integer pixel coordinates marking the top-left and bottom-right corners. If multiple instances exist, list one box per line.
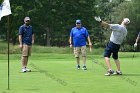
left=24, top=17, right=30, bottom=22
left=123, top=18, right=130, bottom=24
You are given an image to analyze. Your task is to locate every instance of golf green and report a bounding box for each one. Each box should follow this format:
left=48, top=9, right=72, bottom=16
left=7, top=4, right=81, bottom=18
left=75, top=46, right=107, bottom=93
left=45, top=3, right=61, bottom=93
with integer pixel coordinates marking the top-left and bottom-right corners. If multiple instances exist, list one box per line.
left=0, top=52, right=140, bottom=93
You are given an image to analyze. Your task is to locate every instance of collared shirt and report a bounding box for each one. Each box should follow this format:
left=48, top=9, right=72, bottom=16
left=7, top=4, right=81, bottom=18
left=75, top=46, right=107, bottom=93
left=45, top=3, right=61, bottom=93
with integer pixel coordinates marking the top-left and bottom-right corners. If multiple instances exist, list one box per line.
left=70, top=26, right=89, bottom=47
left=109, top=24, right=127, bottom=45
left=19, top=24, right=33, bottom=45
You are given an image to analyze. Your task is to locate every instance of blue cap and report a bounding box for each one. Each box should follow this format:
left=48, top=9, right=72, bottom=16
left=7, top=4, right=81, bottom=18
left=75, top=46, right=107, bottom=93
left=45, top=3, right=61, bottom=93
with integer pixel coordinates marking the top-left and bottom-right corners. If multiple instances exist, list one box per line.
left=76, top=19, right=81, bottom=24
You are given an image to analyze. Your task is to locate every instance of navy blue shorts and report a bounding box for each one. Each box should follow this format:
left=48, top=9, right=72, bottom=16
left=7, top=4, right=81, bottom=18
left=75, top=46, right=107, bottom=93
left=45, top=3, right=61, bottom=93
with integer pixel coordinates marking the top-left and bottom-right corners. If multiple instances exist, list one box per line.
left=104, top=41, right=120, bottom=60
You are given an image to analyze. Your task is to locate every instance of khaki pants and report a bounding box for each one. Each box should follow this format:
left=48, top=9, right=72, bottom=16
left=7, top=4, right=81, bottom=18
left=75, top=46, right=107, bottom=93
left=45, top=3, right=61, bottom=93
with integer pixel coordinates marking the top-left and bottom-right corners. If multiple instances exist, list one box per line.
left=74, top=46, right=86, bottom=58
left=22, top=44, right=32, bottom=56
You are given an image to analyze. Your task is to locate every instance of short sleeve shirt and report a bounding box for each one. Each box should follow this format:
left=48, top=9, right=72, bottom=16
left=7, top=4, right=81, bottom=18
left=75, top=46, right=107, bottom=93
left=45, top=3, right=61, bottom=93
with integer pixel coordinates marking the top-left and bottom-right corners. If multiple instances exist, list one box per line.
left=19, top=24, right=33, bottom=45
left=70, top=27, right=89, bottom=47
left=109, top=24, right=127, bottom=45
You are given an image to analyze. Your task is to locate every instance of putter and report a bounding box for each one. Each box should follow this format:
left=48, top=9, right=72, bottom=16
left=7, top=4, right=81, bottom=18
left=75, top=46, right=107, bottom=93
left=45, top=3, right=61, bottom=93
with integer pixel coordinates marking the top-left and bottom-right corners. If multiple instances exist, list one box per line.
left=132, top=47, right=136, bottom=60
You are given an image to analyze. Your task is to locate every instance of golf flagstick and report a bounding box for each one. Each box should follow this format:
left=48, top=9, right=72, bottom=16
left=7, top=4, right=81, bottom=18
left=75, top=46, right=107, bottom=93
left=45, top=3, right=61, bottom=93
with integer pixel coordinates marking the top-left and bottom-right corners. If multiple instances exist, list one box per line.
left=7, top=16, right=10, bottom=90
left=0, top=0, right=12, bottom=90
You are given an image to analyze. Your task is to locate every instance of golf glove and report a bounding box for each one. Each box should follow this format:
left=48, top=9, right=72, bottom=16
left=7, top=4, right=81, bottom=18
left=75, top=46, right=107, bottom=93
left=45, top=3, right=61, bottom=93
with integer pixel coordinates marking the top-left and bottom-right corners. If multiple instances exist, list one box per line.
left=134, top=43, right=137, bottom=47
left=94, top=16, right=102, bottom=22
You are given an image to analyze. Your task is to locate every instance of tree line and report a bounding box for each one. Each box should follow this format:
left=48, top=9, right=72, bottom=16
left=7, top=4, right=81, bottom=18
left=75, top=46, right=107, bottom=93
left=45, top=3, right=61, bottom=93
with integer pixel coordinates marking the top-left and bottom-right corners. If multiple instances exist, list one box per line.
left=0, top=0, right=140, bottom=51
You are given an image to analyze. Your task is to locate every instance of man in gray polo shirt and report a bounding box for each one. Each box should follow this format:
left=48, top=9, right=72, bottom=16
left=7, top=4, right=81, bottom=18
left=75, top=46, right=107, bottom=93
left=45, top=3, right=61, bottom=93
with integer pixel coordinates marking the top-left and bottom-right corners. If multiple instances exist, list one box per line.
left=95, top=16, right=130, bottom=76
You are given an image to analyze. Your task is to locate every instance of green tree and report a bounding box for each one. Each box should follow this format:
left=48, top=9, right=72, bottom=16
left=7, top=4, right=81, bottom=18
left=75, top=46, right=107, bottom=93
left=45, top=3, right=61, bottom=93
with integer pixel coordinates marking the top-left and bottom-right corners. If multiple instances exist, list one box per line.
left=110, top=0, right=140, bottom=51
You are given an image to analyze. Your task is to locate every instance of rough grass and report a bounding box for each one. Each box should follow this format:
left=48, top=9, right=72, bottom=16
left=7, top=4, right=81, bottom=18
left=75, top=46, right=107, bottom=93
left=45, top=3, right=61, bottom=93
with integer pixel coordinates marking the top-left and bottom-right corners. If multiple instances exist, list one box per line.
left=0, top=41, right=104, bottom=55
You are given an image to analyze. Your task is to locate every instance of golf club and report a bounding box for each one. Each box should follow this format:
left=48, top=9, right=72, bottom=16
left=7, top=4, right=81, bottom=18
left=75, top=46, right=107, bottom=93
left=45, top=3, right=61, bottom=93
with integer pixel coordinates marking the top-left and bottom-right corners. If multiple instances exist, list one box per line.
left=132, top=47, right=136, bottom=60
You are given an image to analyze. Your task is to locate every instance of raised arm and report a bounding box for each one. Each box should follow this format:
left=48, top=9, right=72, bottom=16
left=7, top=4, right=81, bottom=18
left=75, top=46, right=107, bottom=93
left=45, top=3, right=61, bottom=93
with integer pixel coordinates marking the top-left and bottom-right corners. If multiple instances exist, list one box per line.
left=94, top=16, right=109, bottom=28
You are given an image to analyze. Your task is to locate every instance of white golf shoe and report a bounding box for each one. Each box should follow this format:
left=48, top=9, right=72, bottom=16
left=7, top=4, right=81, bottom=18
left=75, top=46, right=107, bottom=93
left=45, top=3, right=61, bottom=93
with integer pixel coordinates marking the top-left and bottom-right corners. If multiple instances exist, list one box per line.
left=26, top=68, right=31, bottom=72
left=22, top=68, right=26, bottom=73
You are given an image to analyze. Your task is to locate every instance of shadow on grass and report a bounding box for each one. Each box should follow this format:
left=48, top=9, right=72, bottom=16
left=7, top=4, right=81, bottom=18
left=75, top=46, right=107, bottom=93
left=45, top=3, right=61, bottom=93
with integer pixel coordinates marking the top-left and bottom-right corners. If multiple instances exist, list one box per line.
left=28, top=71, right=41, bottom=73
left=24, top=89, right=40, bottom=91
left=18, top=70, right=46, bottom=73
left=122, top=73, right=140, bottom=76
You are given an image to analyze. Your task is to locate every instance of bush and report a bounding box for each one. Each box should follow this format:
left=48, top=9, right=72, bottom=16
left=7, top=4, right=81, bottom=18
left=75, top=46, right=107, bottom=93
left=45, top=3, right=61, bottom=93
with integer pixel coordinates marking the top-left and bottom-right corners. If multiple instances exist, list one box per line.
left=120, top=44, right=134, bottom=52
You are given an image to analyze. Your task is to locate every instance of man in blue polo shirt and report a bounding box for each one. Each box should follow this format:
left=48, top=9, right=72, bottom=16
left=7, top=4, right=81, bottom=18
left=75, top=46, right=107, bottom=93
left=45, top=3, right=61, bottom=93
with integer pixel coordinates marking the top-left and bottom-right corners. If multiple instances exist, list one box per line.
left=69, top=19, right=92, bottom=70
left=19, top=17, right=34, bottom=72
left=134, top=32, right=140, bottom=47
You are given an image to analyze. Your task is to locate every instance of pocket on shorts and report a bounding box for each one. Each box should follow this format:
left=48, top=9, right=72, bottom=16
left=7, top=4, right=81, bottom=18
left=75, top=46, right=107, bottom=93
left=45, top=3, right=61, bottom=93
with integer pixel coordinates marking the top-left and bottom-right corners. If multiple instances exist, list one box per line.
left=74, top=47, right=80, bottom=57
left=22, top=45, right=28, bottom=56
left=81, top=46, right=86, bottom=57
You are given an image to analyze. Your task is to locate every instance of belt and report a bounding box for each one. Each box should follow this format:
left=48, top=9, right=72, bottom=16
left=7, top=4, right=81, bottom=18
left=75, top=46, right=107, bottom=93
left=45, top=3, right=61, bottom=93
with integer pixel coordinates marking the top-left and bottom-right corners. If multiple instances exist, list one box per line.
left=109, top=41, right=120, bottom=46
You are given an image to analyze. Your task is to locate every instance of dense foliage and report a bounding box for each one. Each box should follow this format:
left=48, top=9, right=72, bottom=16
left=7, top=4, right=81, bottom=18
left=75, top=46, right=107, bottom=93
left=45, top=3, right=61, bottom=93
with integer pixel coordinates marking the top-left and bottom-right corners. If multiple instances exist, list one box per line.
left=0, top=0, right=139, bottom=51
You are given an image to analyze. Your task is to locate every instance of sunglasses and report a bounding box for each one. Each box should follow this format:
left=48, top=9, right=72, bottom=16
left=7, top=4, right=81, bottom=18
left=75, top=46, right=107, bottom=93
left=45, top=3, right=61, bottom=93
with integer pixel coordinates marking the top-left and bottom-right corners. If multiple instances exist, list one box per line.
left=26, top=20, right=30, bottom=22
left=76, top=23, right=81, bottom=24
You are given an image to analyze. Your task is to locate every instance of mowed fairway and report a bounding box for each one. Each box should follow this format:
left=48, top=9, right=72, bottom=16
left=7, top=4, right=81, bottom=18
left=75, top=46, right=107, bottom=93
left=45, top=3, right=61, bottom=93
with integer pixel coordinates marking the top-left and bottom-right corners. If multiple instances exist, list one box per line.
left=0, top=52, right=140, bottom=93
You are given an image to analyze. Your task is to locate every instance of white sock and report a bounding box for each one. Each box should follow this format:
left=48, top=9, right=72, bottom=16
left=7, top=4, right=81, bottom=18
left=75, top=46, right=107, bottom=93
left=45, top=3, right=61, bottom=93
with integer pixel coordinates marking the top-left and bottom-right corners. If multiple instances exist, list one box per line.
left=22, top=67, right=26, bottom=69
left=109, top=69, right=112, bottom=71
left=117, top=71, right=121, bottom=73
left=83, top=64, right=86, bottom=67
left=77, top=64, right=80, bottom=66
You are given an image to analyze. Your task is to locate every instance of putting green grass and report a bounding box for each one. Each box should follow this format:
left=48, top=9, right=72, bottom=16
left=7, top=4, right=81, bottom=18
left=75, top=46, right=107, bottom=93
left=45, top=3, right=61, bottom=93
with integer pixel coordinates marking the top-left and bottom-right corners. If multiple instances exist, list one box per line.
left=0, top=52, right=140, bottom=93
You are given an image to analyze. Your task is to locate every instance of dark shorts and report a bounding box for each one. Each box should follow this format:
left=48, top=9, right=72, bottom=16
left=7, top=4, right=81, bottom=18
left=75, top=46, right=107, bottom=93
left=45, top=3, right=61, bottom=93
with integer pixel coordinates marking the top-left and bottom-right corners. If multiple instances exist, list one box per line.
left=104, top=41, right=120, bottom=60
